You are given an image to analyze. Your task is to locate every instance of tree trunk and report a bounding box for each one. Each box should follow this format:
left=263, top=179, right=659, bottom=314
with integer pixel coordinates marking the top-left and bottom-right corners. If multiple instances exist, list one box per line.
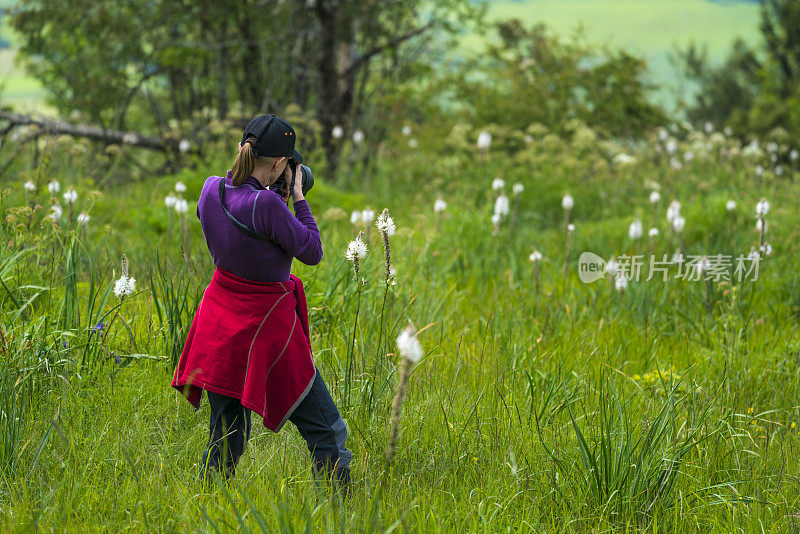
left=314, top=0, right=358, bottom=182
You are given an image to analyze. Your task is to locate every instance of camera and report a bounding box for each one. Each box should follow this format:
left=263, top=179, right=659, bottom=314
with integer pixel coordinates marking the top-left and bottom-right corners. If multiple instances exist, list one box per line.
left=270, top=159, right=314, bottom=197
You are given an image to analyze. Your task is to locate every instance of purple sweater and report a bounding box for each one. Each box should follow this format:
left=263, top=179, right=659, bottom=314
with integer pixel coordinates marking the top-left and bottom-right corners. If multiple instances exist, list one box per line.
left=196, top=170, right=322, bottom=282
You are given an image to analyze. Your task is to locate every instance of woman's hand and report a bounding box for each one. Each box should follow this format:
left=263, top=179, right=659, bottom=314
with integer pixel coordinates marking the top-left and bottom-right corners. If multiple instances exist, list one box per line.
left=290, top=163, right=304, bottom=202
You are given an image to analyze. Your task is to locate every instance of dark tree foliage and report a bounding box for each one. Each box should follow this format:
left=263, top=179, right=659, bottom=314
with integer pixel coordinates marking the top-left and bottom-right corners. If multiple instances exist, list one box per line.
left=7, top=0, right=480, bottom=179
left=673, top=39, right=762, bottom=128
left=760, top=0, right=800, bottom=96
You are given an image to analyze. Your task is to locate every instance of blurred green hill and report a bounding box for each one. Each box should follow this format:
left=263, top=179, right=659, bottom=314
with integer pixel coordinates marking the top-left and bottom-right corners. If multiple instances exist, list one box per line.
left=460, top=0, right=761, bottom=113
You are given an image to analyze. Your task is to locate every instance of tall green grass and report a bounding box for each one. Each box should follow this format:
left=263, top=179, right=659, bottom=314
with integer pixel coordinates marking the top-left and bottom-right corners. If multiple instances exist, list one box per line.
left=1, top=124, right=800, bottom=530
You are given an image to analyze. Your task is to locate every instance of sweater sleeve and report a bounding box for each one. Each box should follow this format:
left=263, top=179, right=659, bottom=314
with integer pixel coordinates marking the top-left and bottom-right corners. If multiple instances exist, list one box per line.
left=256, top=192, right=323, bottom=265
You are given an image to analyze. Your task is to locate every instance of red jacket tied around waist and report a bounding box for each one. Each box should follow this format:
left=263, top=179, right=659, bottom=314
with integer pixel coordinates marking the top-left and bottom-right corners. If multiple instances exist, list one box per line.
left=171, top=267, right=316, bottom=432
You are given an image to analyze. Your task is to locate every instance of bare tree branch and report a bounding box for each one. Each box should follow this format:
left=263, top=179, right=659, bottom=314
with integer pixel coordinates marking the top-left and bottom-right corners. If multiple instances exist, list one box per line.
left=0, top=111, right=183, bottom=152
left=345, top=19, right=437, bottom=78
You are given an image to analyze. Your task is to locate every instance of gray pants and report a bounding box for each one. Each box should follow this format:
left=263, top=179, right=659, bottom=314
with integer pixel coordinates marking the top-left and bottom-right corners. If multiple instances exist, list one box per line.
left=199, top=368, right=352, bottom=489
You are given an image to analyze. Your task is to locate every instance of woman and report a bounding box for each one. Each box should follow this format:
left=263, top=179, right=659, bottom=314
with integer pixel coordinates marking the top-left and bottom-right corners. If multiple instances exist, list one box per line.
left=171, top=114, right=351, bottom=495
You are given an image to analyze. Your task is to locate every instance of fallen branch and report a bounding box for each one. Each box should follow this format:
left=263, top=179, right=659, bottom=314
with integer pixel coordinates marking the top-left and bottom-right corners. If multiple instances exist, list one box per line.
left=0, top=110, right=187, bottom=152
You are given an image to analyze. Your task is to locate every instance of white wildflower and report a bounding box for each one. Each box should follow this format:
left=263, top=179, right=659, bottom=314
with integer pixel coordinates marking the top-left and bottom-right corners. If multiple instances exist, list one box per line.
left=649, top=227, right=659, bottom=237
left=350, top=210, right=361, bottom=225
left=567, top=223, right=575, bottom=232
left=666, top=205, right=678, bottom=223
left=512, top=183, right=524, bottom=196
left=401, top=125, right=412, bottom=136
left=361, top=208, right=375, bottom=224
left=726, top=200, right=736, bottom=212
left=24, top=180, right=35, bottom=192
left=396, top=323, right=423, bottom=363
left=114, top=276, right=136, bottom=298
left=165, top=194, right=177, bottom=208
left=174, top=198, right=188, bottom=214
left=755, top=198, right=770, bottom=217
left=670, top=157, right=683, bottom=170
left=614, top=273, right=628, bottom=292
left=628, top=219, right=643, bottom=240
left=649, top=191, right=661, bottom=204
left=407, top=138, right=419, bottom=148
left=48, top=180, right=60, bottom=195
left=696, top=255, right=711, bottom=276
left=666, top=200, right=681, bottom=222
left=175, top=181, right=187, bottom=193
left=605, top=257, right=619, bottom=277
left=755, top=165, right=764, bottom=178
left=77, top=212, right=90, bottom=225
left=562, top=194, right=574, bottom=210
left=665, top=139, right=678, bottom=155
left=491, top=178, right=505, bottom=191
left=353, top=130, right=365, bottom=145
left=62, top=188, right=78, bottom=204
left=345, top=235, right=368, bottom=261
left=760, top=242, right=772, bottom=256
left=684, top=150, right=694, bottom=162
left=704, top=122, right=713, bottom=134
left=375, top=211, right=396, bottom=236
left=756, top=218, right=767, bottom=233
left=672, top=216, right=685, bottom=233
left=791, top=149, right=799, bottom=161
left=477, top=130, right=492, bottom=151
left=332, top=125, right=344, bottom=139
left=494, top=194, right=510, bottom=217
left=49, top=203, right=63, bottom=221
left=178, top=139, right=191, bottom=153
left=529, top=250, right=542, bottom=262
left=434, top=198, right=447, bottom=213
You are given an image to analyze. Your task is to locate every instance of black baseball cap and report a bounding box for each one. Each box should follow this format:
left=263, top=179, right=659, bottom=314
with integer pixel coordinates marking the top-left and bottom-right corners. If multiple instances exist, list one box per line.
left=240, top=114, right=303, bottom=164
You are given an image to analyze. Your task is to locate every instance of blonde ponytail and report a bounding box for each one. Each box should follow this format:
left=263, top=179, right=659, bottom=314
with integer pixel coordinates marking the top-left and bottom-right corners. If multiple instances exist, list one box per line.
left=231, top=137, right=258, bottom=186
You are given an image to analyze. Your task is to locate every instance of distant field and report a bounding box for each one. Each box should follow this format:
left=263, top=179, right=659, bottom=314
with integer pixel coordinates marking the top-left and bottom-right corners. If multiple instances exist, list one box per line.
left=0, top=1, right=48, bottom=113
left=0, top=0, right=763, bottom=114
left=467, top=0, right=760, bottom=55
left=0, top=49, right=46, bottom=112
left=461, top=0, right=762, bottom=111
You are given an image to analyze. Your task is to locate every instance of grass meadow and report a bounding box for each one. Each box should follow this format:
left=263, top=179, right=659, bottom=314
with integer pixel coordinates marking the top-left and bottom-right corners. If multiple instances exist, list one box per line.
left=1, top=124, right=800, bottom=531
